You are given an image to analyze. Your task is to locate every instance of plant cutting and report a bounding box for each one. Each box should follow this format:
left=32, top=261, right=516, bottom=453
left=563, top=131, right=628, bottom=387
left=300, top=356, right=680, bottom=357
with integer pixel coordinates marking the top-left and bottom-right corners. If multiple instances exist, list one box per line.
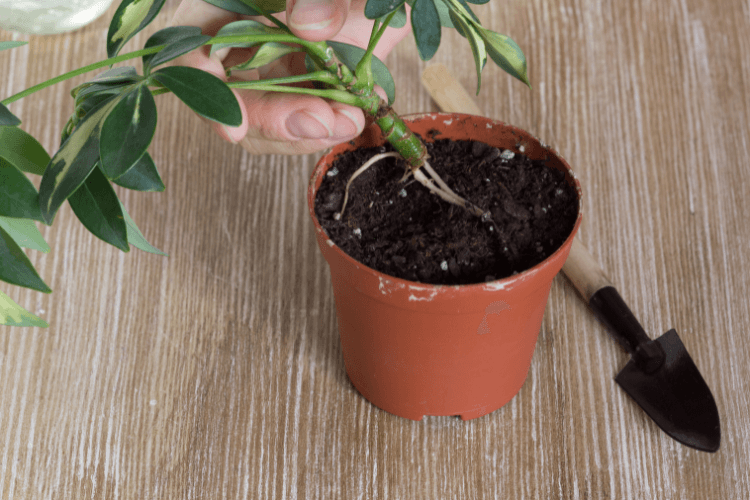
left=0, top=0, right=581, bottom=420
left=1, top=0, right=529, bottom=327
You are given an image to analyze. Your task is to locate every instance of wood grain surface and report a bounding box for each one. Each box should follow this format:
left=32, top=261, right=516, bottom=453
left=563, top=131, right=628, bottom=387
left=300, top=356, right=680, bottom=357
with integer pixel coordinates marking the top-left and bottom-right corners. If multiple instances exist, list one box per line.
left=2, top=0, right=749, bottom=498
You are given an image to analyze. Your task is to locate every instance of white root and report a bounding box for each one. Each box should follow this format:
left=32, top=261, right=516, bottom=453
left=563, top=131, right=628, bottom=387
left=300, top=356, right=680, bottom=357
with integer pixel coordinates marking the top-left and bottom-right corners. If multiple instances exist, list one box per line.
left=337, top=153, right=486, bottom=219
left=336, top=152, right=400, bottom=219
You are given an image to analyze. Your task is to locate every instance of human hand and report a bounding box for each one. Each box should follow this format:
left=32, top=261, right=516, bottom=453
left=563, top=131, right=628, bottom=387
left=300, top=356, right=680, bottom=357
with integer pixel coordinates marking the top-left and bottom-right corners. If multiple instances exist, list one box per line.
left=172, top=0, right=411, bottom=155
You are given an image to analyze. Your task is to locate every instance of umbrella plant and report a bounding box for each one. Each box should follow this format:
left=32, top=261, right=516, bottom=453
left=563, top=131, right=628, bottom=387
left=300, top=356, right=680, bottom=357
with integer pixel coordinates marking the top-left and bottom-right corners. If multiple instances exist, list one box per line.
left=0, top=0, right=528, bottom=327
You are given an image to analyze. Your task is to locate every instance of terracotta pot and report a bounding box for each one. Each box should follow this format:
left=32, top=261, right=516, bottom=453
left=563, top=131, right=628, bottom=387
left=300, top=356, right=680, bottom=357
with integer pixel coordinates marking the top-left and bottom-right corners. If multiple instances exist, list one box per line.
left=307, top=113, right=582, bottom=421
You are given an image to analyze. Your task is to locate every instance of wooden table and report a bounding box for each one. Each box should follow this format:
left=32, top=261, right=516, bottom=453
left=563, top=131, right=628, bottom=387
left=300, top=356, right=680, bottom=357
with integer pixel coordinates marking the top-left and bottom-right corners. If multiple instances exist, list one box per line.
left=2, top=0, right=749, bottom=498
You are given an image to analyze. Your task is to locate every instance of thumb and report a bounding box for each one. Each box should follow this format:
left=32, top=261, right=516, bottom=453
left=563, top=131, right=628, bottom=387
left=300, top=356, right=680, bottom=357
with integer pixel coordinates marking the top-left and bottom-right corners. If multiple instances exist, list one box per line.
left=286, top=0, right=352, bottom=42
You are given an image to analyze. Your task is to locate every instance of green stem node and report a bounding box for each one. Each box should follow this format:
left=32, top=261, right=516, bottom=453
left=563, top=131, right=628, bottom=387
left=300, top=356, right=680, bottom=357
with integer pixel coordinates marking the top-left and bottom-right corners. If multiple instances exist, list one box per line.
left=374, top=106, right=427, bottom=170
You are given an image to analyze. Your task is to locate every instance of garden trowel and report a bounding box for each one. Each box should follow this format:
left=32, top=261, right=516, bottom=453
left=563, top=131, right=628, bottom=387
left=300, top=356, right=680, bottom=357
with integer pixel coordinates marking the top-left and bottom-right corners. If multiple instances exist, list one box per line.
left=421, top=64, right=721, bottom=452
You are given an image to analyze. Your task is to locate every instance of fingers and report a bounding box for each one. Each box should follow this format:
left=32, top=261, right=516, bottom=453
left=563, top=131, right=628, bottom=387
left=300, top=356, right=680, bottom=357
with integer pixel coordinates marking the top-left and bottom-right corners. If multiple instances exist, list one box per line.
left=286, top=0, right=353, bottom=42
left=238, top=90, right=364, bottom=141
left=238, top=94, right=366, bottom=155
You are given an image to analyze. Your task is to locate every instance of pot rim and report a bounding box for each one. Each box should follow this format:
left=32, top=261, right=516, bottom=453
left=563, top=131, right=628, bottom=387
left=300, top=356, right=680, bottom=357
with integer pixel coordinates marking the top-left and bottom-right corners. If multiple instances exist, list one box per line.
left=308, top=112, right=583, bottom=294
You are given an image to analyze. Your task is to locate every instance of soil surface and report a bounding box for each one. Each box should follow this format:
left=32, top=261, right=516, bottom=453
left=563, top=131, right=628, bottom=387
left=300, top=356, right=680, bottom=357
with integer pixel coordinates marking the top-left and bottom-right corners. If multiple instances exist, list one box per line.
left=314, top=138, right=579, bottom=285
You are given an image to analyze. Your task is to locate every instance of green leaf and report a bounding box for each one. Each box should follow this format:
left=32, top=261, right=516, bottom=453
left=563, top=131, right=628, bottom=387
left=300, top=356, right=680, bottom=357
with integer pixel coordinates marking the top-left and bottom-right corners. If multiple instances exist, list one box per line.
left=465, top=0, right=489, bottom=4
left=0, top=289, right=48, bottom=328
left=450, top=11, right=487, bottom=94
left=107, top=0, right=167, bottom=58
left=145, top=34, right=211, bottom=72
left=0, top=41, right=28, bottom=52
left=1, top=102, right=21, bottom=126
left=99, top=84, right=157, bottom=180
left=39, top=97, right=119, bottom=224
left=327, top=41, right=396, bottom=105
left=112, top=153, right=164, bottom=192
left=478, top=28, right=530, bottom=86
left=0, top=158, right=44, bottom=222
left=412, top=0, right=441, bottom=61
left=0, top=126, right=50, bottom=175
left=0, top=216, right=49, bottom=253
left=202, top=0, right=286, bottom=15
left=228, top=42, right=299, bottom=72
left=0, top=225, right=51, bottom=293
left=142, top=26, right=203, bottom=71
left=67, top=166, right=129, bottom=252
left=365, top=0, right=406, bottom=19
left=118, top=200, right=167, bottom=255
left=209, top=20, right=280, bottom=56
left=383, top=5, right=408, bottom=28
left=150, top=66, right=242, bottom=126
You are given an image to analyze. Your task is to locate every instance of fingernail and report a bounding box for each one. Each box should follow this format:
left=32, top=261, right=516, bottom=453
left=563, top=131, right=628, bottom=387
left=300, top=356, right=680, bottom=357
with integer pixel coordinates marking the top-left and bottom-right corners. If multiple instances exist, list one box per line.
left=289, top=0, right=335, bottom=31
left=333, top=109, right=362, bottom=138
left=221, top=125, right=238, bottom=144
left=286, top=111, right=333, bottom=139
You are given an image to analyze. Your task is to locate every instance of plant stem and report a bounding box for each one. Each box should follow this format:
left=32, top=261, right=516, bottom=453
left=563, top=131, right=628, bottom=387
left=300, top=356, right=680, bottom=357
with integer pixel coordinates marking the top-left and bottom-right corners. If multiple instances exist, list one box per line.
left=228, top=83, right=371, bottom=108
left=1, top=46, right=164, bottom=106
left=227, top=71, right=340, bottom=87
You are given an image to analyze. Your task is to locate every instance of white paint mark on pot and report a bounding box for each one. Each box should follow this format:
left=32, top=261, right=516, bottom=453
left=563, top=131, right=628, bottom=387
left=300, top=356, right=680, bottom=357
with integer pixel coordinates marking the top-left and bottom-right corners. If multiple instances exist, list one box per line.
left=407, top=285, right=440, bottom=302
left=379, top=277, right=406, bottom=295
left=443, top=119, right=454, bottom=125
left=326, top=239, right=335, bottom=247
left=483, top=281, right=511, bottom=291
left=486, top=123, right=493, bottom=128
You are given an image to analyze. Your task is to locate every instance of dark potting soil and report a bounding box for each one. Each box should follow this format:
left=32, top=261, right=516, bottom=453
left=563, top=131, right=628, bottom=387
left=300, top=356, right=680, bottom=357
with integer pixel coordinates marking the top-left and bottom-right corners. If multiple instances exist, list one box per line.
left=314, top=138, right=579, bottom=285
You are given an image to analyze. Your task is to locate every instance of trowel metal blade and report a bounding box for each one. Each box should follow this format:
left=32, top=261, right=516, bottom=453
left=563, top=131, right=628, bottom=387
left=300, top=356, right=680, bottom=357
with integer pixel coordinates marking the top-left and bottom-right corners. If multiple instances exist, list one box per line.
left=614, top=329, right=721, bottom=452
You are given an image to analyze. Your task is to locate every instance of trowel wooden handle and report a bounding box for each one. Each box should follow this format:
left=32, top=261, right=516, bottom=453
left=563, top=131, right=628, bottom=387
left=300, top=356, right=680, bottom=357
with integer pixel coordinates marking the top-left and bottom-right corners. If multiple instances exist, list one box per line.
left=421, top=64, right=483, bottom=116
left=561, top=238, right=613, bottom=301
left=421, top=64, right=613, bottom=301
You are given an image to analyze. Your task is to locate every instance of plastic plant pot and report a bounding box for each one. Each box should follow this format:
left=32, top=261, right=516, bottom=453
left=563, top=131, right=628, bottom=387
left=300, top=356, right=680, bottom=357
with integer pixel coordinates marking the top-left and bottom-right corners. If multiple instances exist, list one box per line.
left=307, top=113, right=582, bottom=421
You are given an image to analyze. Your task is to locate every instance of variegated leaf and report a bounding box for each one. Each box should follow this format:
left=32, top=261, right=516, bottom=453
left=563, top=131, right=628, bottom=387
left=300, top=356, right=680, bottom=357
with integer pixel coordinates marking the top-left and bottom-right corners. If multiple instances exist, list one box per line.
left=0, top=216, right=49, bottom=253
left=67, top=166, right=129, bottom=252
left=0, top=225, right=51, bottom=293
left=107, top=0, right=167, bottom=58
left=0, top=126, right=50, bottom=176
left=478, top=28, right=530, bottom=87
left=450, top=11, right=487, bottom=94
left=39, top=97, right=120, bottom=224
left=228, top=42, right=299, bottom=72
left=0, top=288, right=48, bottom=328
left=99, top=84, right=157, bottom=180
left=71, top=66, right=140, bottom=98
left=209, top=20, right=282, bottom=56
